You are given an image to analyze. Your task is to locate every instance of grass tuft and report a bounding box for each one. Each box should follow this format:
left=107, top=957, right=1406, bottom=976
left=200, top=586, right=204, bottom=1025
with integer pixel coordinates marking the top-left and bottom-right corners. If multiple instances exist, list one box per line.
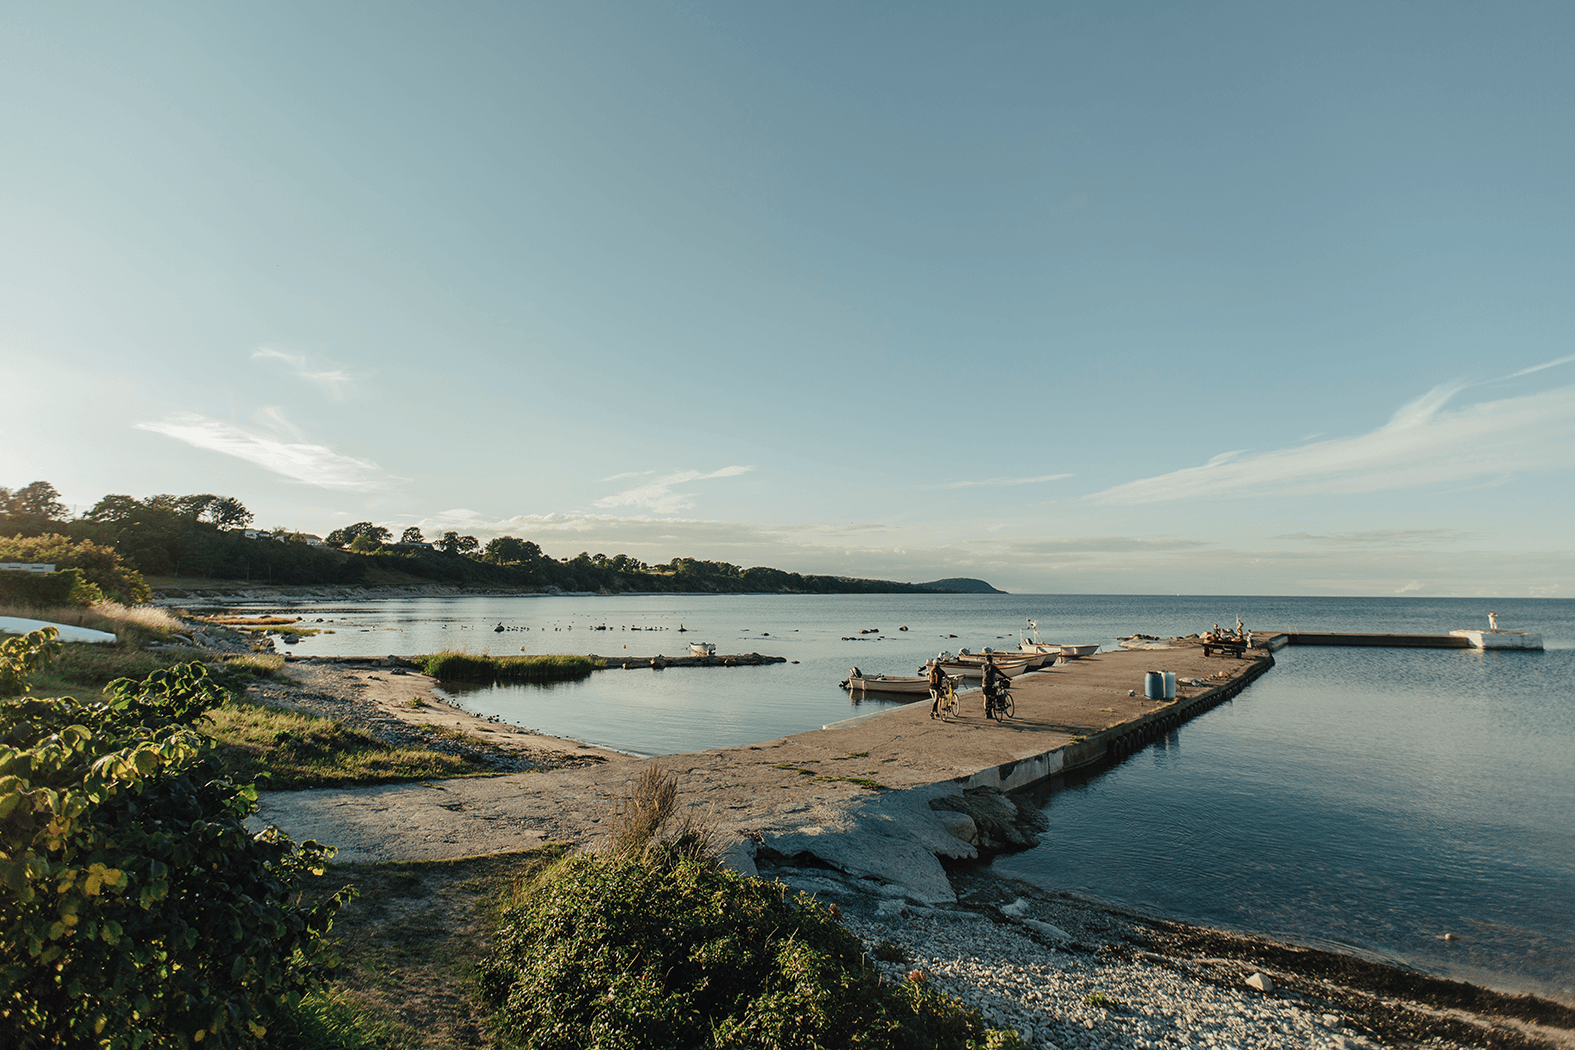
left=222, top=653, right=286, bottom=678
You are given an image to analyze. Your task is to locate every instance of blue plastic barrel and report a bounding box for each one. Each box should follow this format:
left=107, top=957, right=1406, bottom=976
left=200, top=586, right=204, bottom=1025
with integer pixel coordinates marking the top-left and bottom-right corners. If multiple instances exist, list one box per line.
left=1144, top=671, right=1165, bottom=700
left=1163, top=671, right=1177, bottom=699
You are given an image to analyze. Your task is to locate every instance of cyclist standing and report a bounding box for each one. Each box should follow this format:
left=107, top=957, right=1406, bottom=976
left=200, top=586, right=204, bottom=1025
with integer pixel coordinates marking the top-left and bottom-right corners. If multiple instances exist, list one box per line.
left=927, top=656, right=947, bottom=718
left=981, top=653, right=1002, bottom=717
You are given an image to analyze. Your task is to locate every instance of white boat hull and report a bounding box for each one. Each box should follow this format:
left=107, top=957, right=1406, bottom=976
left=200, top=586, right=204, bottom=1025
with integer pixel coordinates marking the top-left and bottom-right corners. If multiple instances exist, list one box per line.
left=926, top=659, right=1030, bottom=679
left=845, top=674, right=933, bottom=694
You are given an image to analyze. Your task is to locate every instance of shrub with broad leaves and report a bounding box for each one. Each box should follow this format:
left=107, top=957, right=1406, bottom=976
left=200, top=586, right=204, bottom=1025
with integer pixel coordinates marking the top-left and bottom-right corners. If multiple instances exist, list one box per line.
left=0, top=627, right=349, bottom=1049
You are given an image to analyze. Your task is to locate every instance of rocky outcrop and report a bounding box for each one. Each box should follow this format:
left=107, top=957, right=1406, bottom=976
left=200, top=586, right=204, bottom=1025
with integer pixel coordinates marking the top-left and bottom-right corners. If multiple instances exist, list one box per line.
left=928, top=787, right=1048, bottom=855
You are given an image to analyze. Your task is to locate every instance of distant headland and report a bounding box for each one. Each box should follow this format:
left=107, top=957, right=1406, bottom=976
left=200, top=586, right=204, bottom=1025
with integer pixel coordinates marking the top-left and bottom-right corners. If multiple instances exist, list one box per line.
left=916, top=578, right=1005, bottom=594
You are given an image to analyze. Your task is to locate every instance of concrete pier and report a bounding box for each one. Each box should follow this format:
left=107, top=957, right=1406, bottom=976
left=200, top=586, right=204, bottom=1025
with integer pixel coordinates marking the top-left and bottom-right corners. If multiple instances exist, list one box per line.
left=255, top=648, right=1274, bottom=902
left=589, top=652, right=788, bottom=668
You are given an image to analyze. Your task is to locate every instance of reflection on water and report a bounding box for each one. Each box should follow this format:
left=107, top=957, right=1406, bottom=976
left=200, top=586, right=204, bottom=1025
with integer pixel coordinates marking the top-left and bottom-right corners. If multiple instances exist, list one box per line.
left=995, top=645, right=1575, bottom=1005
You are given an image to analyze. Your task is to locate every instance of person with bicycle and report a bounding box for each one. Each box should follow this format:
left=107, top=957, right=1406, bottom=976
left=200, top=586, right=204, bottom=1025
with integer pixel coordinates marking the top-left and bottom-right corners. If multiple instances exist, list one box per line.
left=981, top=653, right=1003, bottom=718
left=927, top=656, right=948, bottom=718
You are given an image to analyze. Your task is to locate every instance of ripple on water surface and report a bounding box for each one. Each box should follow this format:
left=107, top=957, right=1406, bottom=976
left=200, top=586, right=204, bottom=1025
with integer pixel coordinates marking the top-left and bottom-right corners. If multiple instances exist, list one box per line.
left=996, top=644, right=1575, bottom=1004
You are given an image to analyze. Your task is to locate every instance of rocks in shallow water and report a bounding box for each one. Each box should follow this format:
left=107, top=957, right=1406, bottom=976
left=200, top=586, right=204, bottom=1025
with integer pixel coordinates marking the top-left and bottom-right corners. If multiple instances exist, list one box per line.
left=929, top=786, right=1048, bottom=854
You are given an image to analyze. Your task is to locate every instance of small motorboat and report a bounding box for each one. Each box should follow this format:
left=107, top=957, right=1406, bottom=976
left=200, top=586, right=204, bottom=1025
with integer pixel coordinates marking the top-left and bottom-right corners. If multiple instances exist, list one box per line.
left=1021, top=618, right=1096, bottom=659
left=922, top=651, right=1031, bottom=679
left=841, top=667, right=934, bottom=694
left=688, top=642, right=717, bottom=657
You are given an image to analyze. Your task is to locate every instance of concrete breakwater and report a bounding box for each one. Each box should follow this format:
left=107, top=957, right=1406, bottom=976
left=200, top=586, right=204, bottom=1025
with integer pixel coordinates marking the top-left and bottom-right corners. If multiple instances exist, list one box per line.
left=963, top=653, right=1274, bottom=794
left=588, top=652, right=788, bottom=669
left=257, top=645, right=1278, bottom=908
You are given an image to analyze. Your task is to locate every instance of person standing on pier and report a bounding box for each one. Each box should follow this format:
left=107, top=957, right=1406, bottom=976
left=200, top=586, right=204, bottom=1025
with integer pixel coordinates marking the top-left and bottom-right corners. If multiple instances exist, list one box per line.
left=927, top=657, right=947, bottom=718
left=981, top=653, right=1002, bottom=716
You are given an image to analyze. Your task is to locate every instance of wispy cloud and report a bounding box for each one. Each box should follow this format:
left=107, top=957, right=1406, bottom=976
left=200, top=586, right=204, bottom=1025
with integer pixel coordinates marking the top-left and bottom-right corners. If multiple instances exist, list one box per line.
left=1276, top=529, right=1483, bottom=548
left=1504, top=353, right=1575, bottom=380
left=1088, top=382, right=1575, bottom=505
left=135, top=414, right=386, bottom=490
left=594, top=466, right=752, bottom=513
left=934, top=473, right=1074, bottom=490
left=252, top=347, right=363, bottom=399
left=1003, top=536, right=1212, bottom=554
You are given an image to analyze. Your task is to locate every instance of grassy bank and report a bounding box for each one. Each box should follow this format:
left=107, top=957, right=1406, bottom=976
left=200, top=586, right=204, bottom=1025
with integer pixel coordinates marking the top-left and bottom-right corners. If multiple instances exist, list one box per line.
left=0, top=599, right=182, bottom=646
left=203, top=695, right=492, bottom=789
left=418, top=651, right=602, bottom=684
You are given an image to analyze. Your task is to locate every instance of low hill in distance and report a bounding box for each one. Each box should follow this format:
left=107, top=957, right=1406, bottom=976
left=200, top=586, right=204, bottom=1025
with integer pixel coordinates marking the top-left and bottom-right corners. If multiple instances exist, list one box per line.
left=916, top=578, right=1004, bottom=594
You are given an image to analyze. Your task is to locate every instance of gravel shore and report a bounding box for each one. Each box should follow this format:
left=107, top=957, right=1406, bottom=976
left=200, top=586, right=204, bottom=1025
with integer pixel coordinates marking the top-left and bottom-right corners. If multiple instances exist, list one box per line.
left=770, top=866, right=1574, bottom=1050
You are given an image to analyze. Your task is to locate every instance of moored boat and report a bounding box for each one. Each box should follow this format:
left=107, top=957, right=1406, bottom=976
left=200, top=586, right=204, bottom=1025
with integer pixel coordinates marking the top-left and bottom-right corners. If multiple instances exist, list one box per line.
left=1021, top=618, right=1097, bottom=659
left=920, top=652, right=1031, bottom=679
left=841, top=668, right=934, bottom=694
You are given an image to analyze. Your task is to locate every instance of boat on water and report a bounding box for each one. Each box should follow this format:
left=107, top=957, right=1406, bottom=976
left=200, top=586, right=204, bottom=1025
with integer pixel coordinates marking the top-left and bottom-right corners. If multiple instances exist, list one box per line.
left=688, top=642, right=717, bottom=657
left=1021, top=618, right=1098, bottom=659
left=841, top=668, right=935, bottom=694
left=920, top=652, right=1031, bottom=679
left=954, top=646, right=1041, bottom=668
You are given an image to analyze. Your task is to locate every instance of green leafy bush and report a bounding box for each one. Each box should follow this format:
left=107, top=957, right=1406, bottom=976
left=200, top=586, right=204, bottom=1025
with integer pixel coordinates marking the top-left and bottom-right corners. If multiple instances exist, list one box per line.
left=0, top=534, right=150, bottom=605
left=0, top=629, right=349, bottom=1049
left=481, top=849, right=1019, bottom=1050
left=0, top=567, right=104, bottom=608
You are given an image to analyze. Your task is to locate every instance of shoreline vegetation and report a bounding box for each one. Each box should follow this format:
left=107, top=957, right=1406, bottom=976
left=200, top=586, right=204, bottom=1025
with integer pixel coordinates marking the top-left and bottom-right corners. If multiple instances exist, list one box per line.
left=0, top=481, right=1004, bottom=602
left=416, top=651, right=603, bottom=684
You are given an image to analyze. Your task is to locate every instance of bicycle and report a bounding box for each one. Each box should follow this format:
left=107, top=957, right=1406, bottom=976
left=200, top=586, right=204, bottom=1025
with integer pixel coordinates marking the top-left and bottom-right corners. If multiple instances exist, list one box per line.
left=984, top=687, right=1014, bottom=721
left=931, top=675, right=964, bottom=720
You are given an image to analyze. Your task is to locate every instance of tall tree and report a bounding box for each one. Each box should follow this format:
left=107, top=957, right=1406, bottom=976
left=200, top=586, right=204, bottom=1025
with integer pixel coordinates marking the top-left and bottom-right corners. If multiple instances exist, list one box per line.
left=11, top=481, right=66, bottom=519
left=400, top=526, right=425, bottom=544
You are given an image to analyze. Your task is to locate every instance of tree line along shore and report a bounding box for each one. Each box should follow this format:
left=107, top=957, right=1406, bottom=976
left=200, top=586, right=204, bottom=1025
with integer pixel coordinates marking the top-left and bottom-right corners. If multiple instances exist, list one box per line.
left=0, top=481, right=1000, bottom=603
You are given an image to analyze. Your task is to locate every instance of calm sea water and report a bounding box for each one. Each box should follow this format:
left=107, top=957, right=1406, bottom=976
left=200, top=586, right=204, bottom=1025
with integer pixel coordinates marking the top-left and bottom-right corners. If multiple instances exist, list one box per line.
left=220, top=593, right=1575, bottom=1001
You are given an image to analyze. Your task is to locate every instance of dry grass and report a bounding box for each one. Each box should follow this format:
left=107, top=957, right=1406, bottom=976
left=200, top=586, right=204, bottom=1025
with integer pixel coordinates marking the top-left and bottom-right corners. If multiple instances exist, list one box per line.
left=609, top=764, right=720, bottom=862
left=0, top=600, right=182, bottom=646
left=221, top=653, right=287, bottom=677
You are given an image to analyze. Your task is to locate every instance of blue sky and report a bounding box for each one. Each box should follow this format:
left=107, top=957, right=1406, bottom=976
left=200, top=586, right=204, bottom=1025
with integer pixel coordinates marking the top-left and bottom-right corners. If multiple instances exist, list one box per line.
left=3, top=2, right=1573, bottom=596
